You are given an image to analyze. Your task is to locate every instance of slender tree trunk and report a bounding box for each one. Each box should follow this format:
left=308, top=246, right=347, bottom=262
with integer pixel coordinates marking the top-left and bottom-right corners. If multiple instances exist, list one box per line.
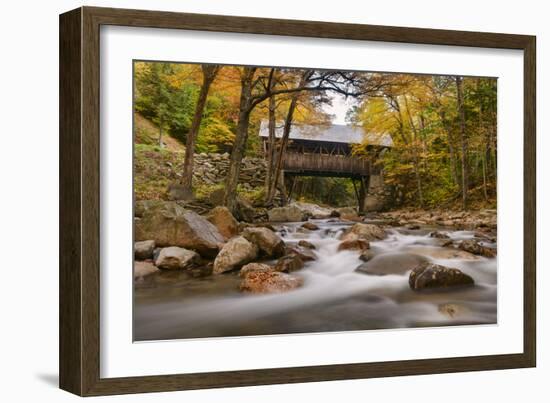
left=224, top=67, right=256, bottom=213
left=264, top=94, right=277, bottom=200
left=456, top=76, right=468, bottom=210
left=180, top=65, right=219, bottom=198
left=403, top=95, right=424, bottom=207
left=477, top=79, right=488, bottom=201
left=267, top=76, right=306, bottom=204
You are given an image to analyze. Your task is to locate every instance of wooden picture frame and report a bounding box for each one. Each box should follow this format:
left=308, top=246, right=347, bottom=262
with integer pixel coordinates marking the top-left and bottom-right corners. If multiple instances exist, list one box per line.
left=59, top=6, right=536, bottom=396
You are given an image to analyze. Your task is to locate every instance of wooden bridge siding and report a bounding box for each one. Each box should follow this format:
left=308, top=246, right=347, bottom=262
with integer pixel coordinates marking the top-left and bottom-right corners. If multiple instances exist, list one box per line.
left=282, top=152, right=371, bottom=177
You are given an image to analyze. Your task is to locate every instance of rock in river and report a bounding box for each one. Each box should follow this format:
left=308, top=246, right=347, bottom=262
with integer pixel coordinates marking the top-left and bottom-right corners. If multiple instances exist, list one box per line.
left=356, top=252, right=428, bottom=275
left=286, top=245, right=317, bottom=262
left=409, top=262, right=474, bottom=291
left=338, top=239, right=370, bottom=252
left=458, top=239, right=497, bottom=258
left=213, top=236, right=258, bottom=274
left=240, top=271, right=303, bottom=294
left=267, top=204, right=309, bottom=222
left=134, top=240, right=155, bottom=260
left=134, top=261, right=159, bottom=280
left=155, top=246, right=200, bottom=270
left=301, top=221, right=319, bottom=231
left=239, top=262, right=274, bottom=277
left=274, top=254, right=304, bottom=273
left=206, top=206, right=239, bottom=239
left=134, top=201, right=224, bottom=257
left=298, top=240, right=316, bottom=249
left=242, top=227, right=285, bottom=258
left=340, top=223, right=387, bottom=242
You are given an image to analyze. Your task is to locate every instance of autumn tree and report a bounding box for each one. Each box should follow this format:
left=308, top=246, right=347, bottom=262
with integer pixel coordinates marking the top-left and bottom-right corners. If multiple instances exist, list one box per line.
left=178, top=64, right=220, bottom=199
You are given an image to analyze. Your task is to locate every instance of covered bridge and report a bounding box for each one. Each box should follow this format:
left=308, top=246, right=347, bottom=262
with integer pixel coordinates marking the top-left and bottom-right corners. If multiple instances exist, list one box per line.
left=258, top=121, right=393, bottom=211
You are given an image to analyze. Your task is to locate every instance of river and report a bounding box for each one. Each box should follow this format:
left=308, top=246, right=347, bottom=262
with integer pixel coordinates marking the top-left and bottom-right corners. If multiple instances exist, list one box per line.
left=134, top=219, right=497, bottom=341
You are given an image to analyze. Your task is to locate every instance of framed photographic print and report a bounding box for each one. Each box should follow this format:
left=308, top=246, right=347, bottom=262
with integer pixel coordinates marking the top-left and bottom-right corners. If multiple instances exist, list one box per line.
left=59, top=6, right=536, bottom=396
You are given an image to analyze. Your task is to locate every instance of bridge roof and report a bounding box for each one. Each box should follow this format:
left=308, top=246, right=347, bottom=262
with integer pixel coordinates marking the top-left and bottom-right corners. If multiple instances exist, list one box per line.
left=258, top=120, right=393, bottom=147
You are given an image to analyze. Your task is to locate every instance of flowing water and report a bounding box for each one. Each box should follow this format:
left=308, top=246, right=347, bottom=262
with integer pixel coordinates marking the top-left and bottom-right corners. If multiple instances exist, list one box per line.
left=134, top=219, right=497, bottom=341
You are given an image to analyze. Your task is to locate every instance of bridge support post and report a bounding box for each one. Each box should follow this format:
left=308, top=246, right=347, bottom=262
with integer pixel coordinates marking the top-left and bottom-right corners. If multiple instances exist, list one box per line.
left=358, top=175, right=370, bottom=214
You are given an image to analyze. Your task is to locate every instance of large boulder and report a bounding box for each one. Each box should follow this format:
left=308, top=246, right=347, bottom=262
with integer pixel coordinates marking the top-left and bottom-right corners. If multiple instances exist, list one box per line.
left=154, top=246, right=200, bottom=270
left=293, top=202, right=332, bottom=219
left=340, top=223, right=387, bottom=243
left=242, top=227, right=285, bottom=258
left=336, top=207, right=360, bottom=221
left=208, top=189, right=256, bottom=222
left=458, top=239, right=497, bottom=258
left=134, top=240, right=155, bottom=260
left=355, top=252, right=428, bottom=275
left=409, top=262, right=475, bottom=291
left=239, top=262, right=274, bottom=277
left=134, top=261, right=160, bottom=280
left=267, top=205, right=309, bottom=222
left=240, top=271, right=303, bottom=294
left=206, top=206, right=239, bottom=240
left=213, top=236, right=258, bottom=274
left=134, top=201, right=224, bottom=257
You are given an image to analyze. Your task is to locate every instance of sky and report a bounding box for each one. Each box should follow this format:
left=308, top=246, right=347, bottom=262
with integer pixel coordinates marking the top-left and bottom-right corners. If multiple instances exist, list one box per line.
left=323, top=92, right=356, bottom=125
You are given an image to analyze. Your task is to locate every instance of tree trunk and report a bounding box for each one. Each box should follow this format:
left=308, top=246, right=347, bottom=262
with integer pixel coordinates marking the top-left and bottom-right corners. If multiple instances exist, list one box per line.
left=267, top=78, right=304, bottom=203
left=180, top=65, right=219, bottom=198
left=456, top=76, right=468, bottom=210
left=264, top=94, right=277, bottom=200
left=224, top=67, right=256, bottom=213
left=477, top=78, right=488, bottom=201
left=403, top=95, right=424, bottom=207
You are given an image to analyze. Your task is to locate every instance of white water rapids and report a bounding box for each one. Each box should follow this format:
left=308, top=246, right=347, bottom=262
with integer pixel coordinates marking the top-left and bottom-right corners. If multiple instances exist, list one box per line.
left=134, top=219, right=497, bottom=341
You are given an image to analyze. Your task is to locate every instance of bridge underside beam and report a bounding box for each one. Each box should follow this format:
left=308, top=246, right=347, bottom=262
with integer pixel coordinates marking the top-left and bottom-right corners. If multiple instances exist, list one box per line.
left=283, top=170, right=367, bottom=179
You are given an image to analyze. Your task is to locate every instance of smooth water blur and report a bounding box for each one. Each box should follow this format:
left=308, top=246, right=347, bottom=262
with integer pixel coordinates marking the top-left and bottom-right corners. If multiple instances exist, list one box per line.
left=134, top=219, right=497, bottom=341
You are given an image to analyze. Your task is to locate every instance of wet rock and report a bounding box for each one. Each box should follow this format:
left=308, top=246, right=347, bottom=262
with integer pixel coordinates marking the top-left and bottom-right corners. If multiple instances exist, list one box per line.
left=206, top=206, right=239, bottom=239
left=458, top=239, right=497, bottom=258
left=294, top=202, right=332, bottom=219
left=337, top=207, right=361, bottom=221
left=134, top=201, right=224, bottom=257
left=429, top=231, right=450, bottom=239
left=355, top=252, right=428, bottom=275
left=155, top=246, right=200, bottom=270
left=213, top=236, right=258, bottom=274
left=338, top=239, right=370, bottom=252
left=240, top=271, right=303, bottom=294
left=242, top=227, right=285, bottom=258
left=340, top=223, right=387, bottom=242
left=239, top=262, right=274, bottom=277
left=267, top=205, right=309, bottom=222
left=134, top=240, right=155, bottom=260
left=134, top=261, right=159, bottom=280
left=359, top=250, right=375, bottom=262
left=409, top=262, right=475, bottom=290
left=301, top=221, right=319, bottom=231
left=298, top=240, right=316, bottom=250
left=274, top=254, right=304, bottom=273
left=286, top=246, right=316, bottom=262
left=188, top=263, right=213, bottom=278
left=474, top=230, right=496, bottom=242
left=406, top=224, right=421, bottom=230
